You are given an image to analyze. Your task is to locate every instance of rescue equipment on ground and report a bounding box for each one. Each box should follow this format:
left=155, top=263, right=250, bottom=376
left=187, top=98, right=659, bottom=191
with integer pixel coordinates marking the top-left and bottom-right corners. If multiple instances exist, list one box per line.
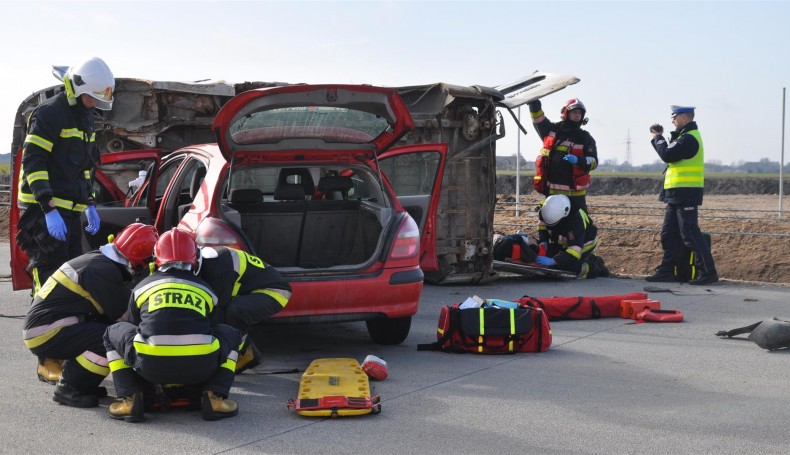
left=636, top=308, right=685, bottom=323
left=417, top=301, right=552, bottom=354
left=287, top=358, right=381, bottom=417
left=518, top=292, right=648, bottom=321
left=361, top=355, right=388, bottom=381
left=716, top=317, right=790, bottom=350
left=619, top=299, right=662, bottom=320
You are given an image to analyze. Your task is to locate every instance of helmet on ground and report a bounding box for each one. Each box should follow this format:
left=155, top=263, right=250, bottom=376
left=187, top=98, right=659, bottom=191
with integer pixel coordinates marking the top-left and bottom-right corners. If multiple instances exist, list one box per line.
left=560, top=98, right=587, bottom=121
left=540, top=195, right=572, bottom=226
left=154, top=228, right=199, bottom=271
left=112, top=223, right=159, bottom=270
left=60, top=57, right=115, bottom=110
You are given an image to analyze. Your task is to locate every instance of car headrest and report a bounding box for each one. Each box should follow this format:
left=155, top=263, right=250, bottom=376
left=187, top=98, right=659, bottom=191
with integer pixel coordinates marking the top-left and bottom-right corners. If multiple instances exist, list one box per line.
left=317, top=175, right=353, bottom=192
left=229, top=188, right=263, bottom=203
left=274, top=184, right=306, bottom=201
left=278, top=168, right=315, bottom=196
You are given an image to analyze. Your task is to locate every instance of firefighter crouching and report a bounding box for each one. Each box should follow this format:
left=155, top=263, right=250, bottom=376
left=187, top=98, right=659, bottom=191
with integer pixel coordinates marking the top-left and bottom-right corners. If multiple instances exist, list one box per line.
left=534, top=195, right=608, bottom=279
left=22, top=223, right=158, bottom=408
left=198, top=246, right=292, bottom=373
left=104, top=228, right=242, bottom=422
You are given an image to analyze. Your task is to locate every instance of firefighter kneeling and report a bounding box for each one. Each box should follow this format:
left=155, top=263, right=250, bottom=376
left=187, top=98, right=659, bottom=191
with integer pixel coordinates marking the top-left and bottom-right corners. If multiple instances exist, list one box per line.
left=104, top=228, right=242, bottom=422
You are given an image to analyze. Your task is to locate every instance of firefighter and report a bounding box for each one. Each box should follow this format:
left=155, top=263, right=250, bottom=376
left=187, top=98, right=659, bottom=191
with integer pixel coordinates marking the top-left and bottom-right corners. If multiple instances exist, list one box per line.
left=23, top=223, right=158, bottom=408
left=16, top=57, right=115, bottom=295
left=198, top=246, right=292, bottom=373
left=527, top=98, right=598, bottom=213
left=534, top=194, right=607, bottom=279
left=104, top=228, right=242, bottom=422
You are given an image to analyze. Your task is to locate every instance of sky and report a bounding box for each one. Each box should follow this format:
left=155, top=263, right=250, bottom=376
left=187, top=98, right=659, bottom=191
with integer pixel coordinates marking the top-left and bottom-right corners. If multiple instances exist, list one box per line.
left=1, top=0, right=789, bottom=166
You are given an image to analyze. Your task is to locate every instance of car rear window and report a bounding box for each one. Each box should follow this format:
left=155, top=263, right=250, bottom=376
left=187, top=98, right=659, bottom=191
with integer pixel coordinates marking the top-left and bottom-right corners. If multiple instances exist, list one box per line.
left=229, top=107, right=389, bottom=145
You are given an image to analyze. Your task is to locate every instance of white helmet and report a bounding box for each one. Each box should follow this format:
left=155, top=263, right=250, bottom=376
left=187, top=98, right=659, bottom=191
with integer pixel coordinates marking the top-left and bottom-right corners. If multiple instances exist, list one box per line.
left=540, top=195, right=572, bottom=225
left=53, top=57, right=115, bottom=110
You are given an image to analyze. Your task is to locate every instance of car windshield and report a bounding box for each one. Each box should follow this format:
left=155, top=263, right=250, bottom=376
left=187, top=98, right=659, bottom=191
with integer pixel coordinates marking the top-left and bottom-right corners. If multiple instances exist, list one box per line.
left=229, top=107, right=390, bottom=145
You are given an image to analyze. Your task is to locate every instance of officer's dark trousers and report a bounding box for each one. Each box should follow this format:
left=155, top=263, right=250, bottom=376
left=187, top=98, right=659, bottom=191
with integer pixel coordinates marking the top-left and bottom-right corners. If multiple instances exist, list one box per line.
left=659, top=204, right=717, bottom=275
left=28, top=321, right=109, bottom=391
left=104, top=322, right=241, bottom=398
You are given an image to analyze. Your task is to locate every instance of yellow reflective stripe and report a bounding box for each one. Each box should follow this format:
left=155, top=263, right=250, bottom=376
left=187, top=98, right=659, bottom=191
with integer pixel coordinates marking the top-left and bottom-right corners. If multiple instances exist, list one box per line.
left=232, top=250, right=246, bottom=297
left=83, top=170, right=90, bottom=179
left=566, top=248, right=582, bottom=259
left=60, top=128, right=93, bottom=141
left=89, top=132, right=96, bottom=142
left=134, top=338, right=219, bottom=356
left=18, top=191, right=37, bottom=205
left=76, top=353, right=110, bottom=376
left=51, top=269, right=104, bottom=314
left=530, top=110, right=544, bottom=119
left=25, top=134, right=54, bottom=152
left=221, top=357, right=237, bottom=372
left=252, top=289, right=289, bottom=308
left=25, top=170, right=49, bottom=184
left=549, top=188, right=587, bottom=196
left=555, top=145, right=569, bottom=152
left=135, top=280, right=215, bottom=314
left=51, top=197, right=87, bottom=212
left=509, top=309, right=515, bottom=352
left=437, top=327, right=445, bottom=336
left=582, top=240, right=598, bottom=253
left=108, top=358, right=131, bottom=372
left=478, top=308, right=485, bottom=353
left=23, top=327, right=63, bottom=348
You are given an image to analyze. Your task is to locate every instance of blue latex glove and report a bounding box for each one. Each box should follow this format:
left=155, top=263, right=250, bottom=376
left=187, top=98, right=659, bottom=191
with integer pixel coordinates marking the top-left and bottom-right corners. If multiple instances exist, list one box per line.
left=535, top=255, right=556, bottom=267
left=85, top=205, right=100, bottom=235
left=44, top=209, right=67, bottom=241
left=563, top=154, right=579, bottom=165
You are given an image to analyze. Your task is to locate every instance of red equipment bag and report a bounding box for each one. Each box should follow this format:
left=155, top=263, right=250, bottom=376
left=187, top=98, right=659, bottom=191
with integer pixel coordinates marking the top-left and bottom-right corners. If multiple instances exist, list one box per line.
left=636, top=308, right=684, bottom=323
left=517, top=292, right=649, bottom=321
left=417, top=304, right=552, bottom=354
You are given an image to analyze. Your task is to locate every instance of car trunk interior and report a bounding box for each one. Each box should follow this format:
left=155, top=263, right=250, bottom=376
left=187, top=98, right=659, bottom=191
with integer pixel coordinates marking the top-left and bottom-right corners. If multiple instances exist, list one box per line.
left=223, top=166, right=386, bottom=268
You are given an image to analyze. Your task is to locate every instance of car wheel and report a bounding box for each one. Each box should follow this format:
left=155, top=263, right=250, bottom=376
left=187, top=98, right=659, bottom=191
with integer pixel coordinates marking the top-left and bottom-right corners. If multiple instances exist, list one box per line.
left=366, top=316, right=412, bottom=345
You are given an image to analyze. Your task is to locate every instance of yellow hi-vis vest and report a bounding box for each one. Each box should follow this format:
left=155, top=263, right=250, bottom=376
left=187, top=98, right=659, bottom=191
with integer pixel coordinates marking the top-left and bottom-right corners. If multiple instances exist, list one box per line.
left=664, top=129, right=704, bottom=189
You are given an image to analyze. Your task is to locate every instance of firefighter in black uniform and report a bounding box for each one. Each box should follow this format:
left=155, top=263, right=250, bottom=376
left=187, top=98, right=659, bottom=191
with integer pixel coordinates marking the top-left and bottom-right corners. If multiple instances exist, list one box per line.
left=527, top=98, right=598, bottom=213
left=199, top=246, right=292, bottom=373
left=23, top=223, right=158, bottom=408
left=534, top=194, right=607, bottom=279
left=104, top=228, right=242, bottom=422
left=16, top=57, right=115, bottom=294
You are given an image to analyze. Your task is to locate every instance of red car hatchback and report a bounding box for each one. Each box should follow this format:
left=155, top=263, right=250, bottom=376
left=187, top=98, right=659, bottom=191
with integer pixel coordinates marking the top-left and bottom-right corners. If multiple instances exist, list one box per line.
left=11, top=84, right=443, bottom=345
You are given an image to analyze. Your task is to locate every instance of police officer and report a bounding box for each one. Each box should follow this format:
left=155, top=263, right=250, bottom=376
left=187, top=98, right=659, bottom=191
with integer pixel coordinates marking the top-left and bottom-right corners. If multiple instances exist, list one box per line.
left=646, top=106, right=718, bottom=285
left=23, top=223, right=158, bottom=408
left=198, top=246, right=292, bottom=373
left=104, top=229, right=242, bottom=422
left=534, top=194, right=607, bottom=279
left=527, top=98, right=598, bottom=213
left=16, top=57, right=115, bottom=294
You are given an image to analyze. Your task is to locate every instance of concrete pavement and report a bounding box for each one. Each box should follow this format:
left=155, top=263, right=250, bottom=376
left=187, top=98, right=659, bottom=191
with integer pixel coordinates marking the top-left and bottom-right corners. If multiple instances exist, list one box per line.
left=1, top=242, right=788, bottom=454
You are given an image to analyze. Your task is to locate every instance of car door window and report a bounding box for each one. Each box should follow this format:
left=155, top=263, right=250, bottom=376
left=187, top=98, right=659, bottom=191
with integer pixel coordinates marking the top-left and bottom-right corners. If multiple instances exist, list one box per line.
left=378, top=151, right=441, bottom=227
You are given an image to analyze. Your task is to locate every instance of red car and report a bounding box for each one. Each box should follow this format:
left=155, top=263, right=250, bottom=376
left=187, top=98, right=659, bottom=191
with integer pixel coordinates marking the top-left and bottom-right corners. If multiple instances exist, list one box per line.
left=11, top=84, right=443, bottom=344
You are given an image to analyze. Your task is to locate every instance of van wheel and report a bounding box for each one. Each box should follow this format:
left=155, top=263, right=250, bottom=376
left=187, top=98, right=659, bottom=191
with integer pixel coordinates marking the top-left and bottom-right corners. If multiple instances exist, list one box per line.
left=366, top=317, right=411, bottom=345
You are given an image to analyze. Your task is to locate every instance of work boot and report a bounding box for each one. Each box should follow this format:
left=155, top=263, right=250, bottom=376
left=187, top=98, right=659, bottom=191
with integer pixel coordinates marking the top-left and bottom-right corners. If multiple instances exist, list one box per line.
left=201, top=391, right=238, bottom=421
left=645, top=269, right=676, bottom=282
left=235, top=342, right=262, bottom=374
left=689, top=273, right=719, bottom=286
left=109, top=392, right=144, bottom=423
left=36, top=358, right=64, bottom=384
left=52, top=380, right=99, bottom=408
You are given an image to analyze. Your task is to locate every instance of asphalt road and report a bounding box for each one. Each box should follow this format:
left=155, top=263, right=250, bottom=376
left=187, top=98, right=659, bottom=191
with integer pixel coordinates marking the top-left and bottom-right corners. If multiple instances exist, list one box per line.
left=1, top=243, right=788, bottom=455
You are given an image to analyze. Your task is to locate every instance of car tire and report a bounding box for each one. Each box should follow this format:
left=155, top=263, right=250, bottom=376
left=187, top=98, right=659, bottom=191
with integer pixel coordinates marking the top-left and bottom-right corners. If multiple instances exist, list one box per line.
left=366, top=316, right=412, bottom=345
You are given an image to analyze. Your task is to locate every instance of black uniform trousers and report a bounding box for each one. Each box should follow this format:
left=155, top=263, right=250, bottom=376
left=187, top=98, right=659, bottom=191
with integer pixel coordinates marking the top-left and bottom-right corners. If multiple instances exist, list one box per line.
left=658, top=203, right=717, bottom=275
left=104, top=322, right=241, bottom=398
left=27, top=321, right=109, bottom=391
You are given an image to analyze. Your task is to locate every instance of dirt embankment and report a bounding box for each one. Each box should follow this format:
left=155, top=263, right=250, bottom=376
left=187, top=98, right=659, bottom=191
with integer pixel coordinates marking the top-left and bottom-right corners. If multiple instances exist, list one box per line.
left=495, top=176, right=790, bottom=285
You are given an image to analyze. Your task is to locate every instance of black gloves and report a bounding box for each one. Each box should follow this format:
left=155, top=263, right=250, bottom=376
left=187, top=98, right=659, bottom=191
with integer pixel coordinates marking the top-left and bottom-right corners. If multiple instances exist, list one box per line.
left=527, top=99, right=542, bottom=113
left=650, top=124, right=664, bottom=134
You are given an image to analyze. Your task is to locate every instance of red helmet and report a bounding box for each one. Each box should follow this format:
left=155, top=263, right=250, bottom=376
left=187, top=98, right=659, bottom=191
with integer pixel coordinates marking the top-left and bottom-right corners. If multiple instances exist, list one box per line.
left=560, top=98, right=587, bottom=120
left=154, top=228, right=198, bottom=269
left=112, top=223, right=158, bottom=270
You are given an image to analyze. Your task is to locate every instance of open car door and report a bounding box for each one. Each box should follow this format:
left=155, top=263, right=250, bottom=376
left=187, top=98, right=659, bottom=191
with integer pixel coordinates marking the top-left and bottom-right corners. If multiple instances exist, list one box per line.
left=378, top=144, right=447, bottom=272
left=9, top=149, right=161, bottom=290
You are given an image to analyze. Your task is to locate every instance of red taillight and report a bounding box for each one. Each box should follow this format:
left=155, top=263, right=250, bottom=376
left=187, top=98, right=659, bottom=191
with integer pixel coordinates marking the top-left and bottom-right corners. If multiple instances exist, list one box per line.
left=389, top=215, right=420, bottom=260
left=195, top=217, right=244, bottom=249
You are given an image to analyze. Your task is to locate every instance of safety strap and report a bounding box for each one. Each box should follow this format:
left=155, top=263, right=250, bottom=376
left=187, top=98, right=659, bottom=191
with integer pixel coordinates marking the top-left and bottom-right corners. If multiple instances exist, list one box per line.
left=715, top=321, right=763, bottom=338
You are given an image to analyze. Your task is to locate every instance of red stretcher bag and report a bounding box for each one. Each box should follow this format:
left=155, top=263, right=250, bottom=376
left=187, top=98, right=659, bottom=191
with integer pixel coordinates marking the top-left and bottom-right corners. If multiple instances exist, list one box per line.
left=517, top=292, right=649, bottom=321
left=417, top=304, right=552, bottom=354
